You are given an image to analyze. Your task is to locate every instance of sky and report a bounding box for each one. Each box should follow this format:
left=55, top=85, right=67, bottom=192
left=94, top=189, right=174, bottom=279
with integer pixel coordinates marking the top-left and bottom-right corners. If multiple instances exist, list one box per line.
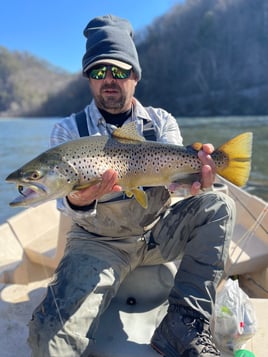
left=0, top=0, right=181, bottom=73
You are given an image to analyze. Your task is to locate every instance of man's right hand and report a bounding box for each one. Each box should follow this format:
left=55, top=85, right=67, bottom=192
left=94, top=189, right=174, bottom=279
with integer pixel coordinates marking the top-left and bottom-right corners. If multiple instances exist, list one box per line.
left=67, top=169, right=122, bottom=207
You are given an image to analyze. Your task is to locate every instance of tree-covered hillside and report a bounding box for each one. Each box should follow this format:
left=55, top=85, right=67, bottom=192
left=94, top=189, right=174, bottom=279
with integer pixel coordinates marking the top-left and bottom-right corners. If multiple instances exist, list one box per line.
left=0, top=47, right=74, bottom=116
left=136, top=0, right=268, bottom=116
left=1, top=0, right=268, bottom=117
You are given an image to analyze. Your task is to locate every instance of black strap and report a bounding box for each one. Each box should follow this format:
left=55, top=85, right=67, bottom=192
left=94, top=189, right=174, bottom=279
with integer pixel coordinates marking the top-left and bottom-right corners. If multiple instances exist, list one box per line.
left=142, top=118, right=157, bottom=141
left=75, top=110, right=156, bottom=141
left=75, top=110, right=89, bottom=137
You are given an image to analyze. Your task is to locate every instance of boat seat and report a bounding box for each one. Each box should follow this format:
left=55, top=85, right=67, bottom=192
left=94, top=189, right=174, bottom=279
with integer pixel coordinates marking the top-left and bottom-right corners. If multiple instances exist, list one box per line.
left=87, top=262, right=177, bottom=357
left=6, top=201, right=69, bottom=270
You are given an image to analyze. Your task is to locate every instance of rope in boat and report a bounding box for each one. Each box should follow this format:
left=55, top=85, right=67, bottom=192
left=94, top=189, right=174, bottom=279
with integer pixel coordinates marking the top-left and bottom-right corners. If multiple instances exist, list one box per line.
left=232, top=202, right=267, bottom=248
left=224, top=185, right=268, bottom=281
left=229, top=185, right=268, bottom=237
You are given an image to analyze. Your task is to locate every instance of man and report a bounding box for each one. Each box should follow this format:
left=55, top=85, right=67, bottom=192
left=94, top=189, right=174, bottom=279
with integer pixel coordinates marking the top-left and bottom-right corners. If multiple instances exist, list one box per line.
left=28, top=15, right=235, bottom=357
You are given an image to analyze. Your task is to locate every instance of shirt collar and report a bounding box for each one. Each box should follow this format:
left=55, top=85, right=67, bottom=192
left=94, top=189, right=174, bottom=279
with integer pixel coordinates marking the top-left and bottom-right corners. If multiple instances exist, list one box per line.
left=87, top=98, right=152, bottom=125
left=87, top=100, right=103, bottom=126
left=132, top=98, right=152, bottom=122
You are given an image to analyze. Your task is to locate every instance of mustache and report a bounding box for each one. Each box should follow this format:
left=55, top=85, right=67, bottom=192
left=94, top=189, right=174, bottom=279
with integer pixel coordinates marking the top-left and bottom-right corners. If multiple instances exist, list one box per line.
left=101, top=83, right=121, bottom=91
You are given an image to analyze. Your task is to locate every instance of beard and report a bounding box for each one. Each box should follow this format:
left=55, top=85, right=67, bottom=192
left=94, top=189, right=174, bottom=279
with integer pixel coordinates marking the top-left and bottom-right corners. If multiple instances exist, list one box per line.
left=96, top=83, right=127, bottom=111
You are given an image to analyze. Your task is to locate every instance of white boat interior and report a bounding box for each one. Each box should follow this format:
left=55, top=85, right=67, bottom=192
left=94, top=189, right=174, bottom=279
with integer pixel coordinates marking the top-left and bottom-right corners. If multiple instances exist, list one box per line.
left=0, top=177, right=267, bottom=357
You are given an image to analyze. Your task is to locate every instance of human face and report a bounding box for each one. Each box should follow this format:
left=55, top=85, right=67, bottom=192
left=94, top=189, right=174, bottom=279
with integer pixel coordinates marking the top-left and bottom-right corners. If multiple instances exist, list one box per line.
left=88, top=64, right=138, bottom=114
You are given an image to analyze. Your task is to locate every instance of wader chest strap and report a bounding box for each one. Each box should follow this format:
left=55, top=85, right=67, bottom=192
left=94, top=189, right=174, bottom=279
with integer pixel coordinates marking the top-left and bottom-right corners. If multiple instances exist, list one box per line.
left=75, top=110, right=89, bottom=137
left=75, top=110, right=156, bottom=141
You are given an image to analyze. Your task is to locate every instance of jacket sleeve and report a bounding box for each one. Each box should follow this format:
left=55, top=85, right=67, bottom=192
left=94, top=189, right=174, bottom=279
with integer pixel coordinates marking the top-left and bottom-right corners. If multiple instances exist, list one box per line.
left=50, top=114, right=80, bottom=147
left=145, top=106, right=183, bottom=146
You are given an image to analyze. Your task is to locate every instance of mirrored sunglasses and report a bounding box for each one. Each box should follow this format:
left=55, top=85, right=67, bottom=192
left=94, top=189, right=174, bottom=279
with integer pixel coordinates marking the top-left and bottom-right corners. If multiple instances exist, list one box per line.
left=88, top=65, right=131, bottom=80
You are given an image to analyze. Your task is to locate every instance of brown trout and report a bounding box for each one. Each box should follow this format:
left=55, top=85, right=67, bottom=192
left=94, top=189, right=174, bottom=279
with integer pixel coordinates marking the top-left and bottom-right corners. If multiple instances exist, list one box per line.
left=6, top=122, right=252, bottom=208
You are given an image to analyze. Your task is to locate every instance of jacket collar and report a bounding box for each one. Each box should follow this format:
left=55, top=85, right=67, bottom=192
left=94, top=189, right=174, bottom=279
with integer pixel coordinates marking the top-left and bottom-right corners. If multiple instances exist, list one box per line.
left=87, top=98, right=152, bottom=126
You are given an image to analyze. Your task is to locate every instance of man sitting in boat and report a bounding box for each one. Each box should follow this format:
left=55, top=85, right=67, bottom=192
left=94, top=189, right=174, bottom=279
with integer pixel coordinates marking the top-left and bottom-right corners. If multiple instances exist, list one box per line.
left=28, top=14, right=236, bottom=357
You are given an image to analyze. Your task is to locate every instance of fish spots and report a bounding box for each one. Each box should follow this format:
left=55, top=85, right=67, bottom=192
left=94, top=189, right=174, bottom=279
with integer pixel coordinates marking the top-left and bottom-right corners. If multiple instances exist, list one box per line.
left=61, top=136, right=203, bottom=189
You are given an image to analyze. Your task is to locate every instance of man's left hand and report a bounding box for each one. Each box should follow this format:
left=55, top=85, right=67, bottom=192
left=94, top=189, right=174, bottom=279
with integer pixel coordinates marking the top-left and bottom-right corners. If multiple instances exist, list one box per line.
left=190, top=143, right=216, bottom=195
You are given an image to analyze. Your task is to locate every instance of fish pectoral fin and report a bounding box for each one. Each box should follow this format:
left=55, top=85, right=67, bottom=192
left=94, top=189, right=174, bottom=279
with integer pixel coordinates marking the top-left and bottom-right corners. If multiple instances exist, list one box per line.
left=125, top=187, right=148, bottom=209
left=73, top=177, right=102, bottom=190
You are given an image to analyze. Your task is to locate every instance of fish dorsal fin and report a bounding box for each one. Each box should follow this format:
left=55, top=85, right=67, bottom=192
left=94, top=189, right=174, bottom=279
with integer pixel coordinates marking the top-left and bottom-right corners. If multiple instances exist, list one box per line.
left=112, top=122, right=145, bottom=142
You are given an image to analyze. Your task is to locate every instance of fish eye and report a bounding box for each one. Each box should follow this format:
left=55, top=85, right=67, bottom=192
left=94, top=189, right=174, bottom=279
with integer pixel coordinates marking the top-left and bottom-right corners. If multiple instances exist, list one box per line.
left=29, top=170, right=41, bottom=180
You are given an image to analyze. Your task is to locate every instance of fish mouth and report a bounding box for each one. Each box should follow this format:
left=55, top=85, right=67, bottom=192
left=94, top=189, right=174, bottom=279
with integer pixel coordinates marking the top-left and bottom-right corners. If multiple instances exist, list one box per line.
left=9, top=183, right=48, bottom=207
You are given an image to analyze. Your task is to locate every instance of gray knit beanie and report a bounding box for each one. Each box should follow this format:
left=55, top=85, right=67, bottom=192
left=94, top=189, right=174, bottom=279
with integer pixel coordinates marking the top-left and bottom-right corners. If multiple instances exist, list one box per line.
left=82, top=15, right=142, bottom=80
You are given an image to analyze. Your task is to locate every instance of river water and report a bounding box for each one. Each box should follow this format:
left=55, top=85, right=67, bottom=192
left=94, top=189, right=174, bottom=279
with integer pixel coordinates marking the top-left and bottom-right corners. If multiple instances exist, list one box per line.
left=0, top=116, right=267, bottom=224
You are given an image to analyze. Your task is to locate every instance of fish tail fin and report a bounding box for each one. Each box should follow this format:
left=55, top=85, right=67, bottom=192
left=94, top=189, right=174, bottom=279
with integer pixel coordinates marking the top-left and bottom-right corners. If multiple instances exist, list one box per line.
left=215, top=132, right=253, bottom=187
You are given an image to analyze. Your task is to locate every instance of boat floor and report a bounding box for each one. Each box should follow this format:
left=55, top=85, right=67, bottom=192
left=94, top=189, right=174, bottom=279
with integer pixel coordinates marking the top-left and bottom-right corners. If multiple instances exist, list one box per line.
left=1, top=178, right=268, bottom=356
left=1, top=277, right=268, bottom=357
